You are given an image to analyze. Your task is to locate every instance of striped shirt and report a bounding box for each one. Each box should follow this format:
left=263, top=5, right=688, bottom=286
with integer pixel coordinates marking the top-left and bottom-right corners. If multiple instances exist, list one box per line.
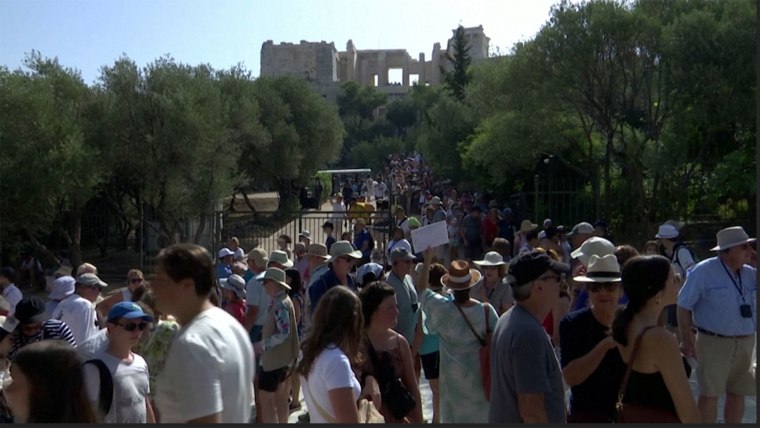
left=9, top=319, right=77, bottom=360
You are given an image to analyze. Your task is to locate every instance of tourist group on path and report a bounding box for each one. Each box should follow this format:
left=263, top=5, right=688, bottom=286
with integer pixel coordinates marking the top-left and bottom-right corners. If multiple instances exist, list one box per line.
left=0, top=156, right=756, bottom=424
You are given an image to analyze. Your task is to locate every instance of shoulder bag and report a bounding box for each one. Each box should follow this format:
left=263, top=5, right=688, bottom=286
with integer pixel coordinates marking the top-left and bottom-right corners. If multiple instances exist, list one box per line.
left=303, top=377, right=384, bottom=423
left=454, top=301, right=492, bottom=401
left=367, top=339, right=417, bottom=420
left=615, top=326, right=681, bottom=423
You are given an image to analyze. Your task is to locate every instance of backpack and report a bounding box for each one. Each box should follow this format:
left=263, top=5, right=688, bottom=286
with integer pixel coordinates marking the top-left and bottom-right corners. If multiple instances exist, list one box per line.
left=84, top=359, right=113, bottom=417
left=672, top=243, right=698, bottom=277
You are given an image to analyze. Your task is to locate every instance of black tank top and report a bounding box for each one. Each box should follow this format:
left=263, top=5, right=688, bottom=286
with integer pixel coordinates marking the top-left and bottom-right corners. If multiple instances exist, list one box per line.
left=623, top=357, right=691, bottom=412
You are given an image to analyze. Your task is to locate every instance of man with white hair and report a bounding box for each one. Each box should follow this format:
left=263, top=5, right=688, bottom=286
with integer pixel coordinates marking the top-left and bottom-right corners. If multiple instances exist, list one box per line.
left=677, top=226, right=756, bottom=424
left=52, top=273, right=107, bottom=345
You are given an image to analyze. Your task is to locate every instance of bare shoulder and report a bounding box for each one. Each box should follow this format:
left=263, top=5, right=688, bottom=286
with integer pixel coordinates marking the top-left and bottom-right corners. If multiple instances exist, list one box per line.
left=640, top=326, right=680, bottom=355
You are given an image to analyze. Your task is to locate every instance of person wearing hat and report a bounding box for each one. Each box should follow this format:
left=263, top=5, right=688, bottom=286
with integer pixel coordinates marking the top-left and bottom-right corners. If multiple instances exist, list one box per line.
left=216, top=248, right=235, bottom=281
left=308, top=241, right=362, bottom=313
left=655, top=223, right=697, bottom=337
left=386, top=227, right=413, bottom=267
left=471, top=251, right=514, bottom=315
left=45, top=275, right=75, bottom=320
left=268, top=250, right=294, bottom=270
left=221, top=274, right=247, bottom=326
left=293, top=242, right=309, bottom=283
left=512, top=219, right=538, bottom=258
left=254, top=268, right=299, bottom=424
left=593, top=219, right=614, bottom=243
left=151, top=244, right=254, bottom=423
left=414, top=250, right=498, bottom=423
left=8, top=296, right=77, bottom=360
left=298, top=230, right=312, bottom=246
left=322, top=221, right=337, bottom=252
left=302, top=243, right=331, bottom=334
left=0, top=268, right=22, bottom=318
left=677, top=226, right=756, bottom=423
left=559, top=254, right=626, bottom=422
left=52, top=273, right=107, bottom=346
left=83, top=301, right=156, bottom=423
left=567, top=222, right=595, bottom=254
left=568, top=236, right=615, bottom=313
left=384, top=247, right=420, bottom=347
left=489, top=251, right=570, bottom=423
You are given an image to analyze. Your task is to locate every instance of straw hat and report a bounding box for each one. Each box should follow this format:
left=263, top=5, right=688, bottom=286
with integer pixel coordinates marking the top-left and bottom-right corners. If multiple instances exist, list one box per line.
left=440, top=260, right=482, bottom=290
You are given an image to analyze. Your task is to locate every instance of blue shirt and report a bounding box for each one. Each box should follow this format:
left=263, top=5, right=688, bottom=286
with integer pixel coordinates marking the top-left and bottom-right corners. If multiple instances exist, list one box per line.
left=325, top=235, right=336, bottom=253
left=216, top=263, right=232, bottom=280
left=354, top=229, right=372, bottom=259
left=308, top=265, right=357, bottom=312
left=678, top=257, right=756, bottom=336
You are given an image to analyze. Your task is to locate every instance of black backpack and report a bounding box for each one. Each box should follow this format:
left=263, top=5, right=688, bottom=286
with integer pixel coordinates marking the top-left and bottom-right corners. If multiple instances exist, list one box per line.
left=84, top=359, right=113, bottom=417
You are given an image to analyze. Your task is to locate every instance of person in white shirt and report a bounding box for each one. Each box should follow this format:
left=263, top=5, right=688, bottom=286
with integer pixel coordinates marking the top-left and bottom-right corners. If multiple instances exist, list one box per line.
left=373, top=177, right=388, bottom=202
left=52, top=273, right=105, bottom=345
left=84, top=301, right=156, bottom=423
left=0, top=268, right=22, bottom=318
left=152, top=244, right=254, bottom=424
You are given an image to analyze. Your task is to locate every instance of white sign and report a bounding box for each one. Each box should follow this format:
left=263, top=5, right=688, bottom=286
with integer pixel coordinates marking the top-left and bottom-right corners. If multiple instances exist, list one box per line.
left=411, top=221, right=449, bottom=251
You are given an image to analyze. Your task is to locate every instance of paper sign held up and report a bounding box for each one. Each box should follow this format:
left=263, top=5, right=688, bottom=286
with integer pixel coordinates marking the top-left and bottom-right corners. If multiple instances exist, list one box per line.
left=411, top=221, right=449, bottom=251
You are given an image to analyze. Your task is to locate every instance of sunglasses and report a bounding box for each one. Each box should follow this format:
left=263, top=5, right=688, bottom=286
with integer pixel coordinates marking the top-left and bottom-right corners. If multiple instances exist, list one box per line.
left=587, top=282, right=620, bottom=293
left=129, top=278, right=144, bottom=284
left=116, top=321, right=150, bottom=332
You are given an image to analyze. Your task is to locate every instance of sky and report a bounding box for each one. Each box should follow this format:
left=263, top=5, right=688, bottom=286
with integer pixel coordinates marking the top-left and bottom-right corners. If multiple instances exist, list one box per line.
left=1, top=0, right=567, bottom=85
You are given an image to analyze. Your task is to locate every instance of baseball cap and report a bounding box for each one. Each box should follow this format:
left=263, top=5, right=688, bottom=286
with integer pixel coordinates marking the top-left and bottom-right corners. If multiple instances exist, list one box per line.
left=568, top=222, right=594, bottom=237
left=107, top=301, right=154, bottom=323
left=390, top=247, right=416, bottom=263
left=247, top=247, right=269, bottom=268
left=570, top=237, right=615, bottom=266
left=218, top=248, right=234, bottom=259
left=507, top=251, right=570, bottom=287
left=76, top=273, right=107, bottom=289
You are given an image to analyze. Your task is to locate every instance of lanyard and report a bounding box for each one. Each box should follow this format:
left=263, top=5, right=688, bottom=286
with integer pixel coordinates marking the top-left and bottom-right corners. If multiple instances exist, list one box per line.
left=719, top=259, right=745, bottom=302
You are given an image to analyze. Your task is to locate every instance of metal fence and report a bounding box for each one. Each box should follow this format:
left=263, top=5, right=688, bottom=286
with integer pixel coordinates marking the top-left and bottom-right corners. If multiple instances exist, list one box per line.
left=217, top=209, right=394, bottom=266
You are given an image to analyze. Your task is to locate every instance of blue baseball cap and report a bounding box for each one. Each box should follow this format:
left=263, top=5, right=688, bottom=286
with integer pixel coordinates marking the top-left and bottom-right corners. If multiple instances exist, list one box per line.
left=107, top=301, right=154, bottom=323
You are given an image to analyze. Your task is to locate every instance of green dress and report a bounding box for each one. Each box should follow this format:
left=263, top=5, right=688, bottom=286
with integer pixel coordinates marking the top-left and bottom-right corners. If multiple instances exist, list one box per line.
left=420, top=289, right=499, bottom=423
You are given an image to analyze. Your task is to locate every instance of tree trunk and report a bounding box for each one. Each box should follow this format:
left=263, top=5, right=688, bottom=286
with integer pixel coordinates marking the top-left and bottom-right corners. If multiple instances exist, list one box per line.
left=69, top=210, right=83, bottom=271
left=603, top=134, right=613, bottom=222
left=194, top=213, right=207, bottom=245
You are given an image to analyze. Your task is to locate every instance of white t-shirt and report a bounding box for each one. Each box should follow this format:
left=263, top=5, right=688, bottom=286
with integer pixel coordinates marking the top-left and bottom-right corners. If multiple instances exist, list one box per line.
left=386, top=239, right=412, bottom=258
left=155, top=307, right=254, bottom=423
left=1, top=284, right=22, bottom=317
left=331, top=202, right=346, bottom=221
left=79, top=328, right=109, bottom=360
left=301, top=345, right=361, bottom=423
left=52, top=293, right=99, bottom=345
left=374, top=182, right=388, bottom=200
left=83, top=350, right=150, bottom=423
left=365, top=178, right=375, bottom=199
left=245, top=272, right=271, bottom=326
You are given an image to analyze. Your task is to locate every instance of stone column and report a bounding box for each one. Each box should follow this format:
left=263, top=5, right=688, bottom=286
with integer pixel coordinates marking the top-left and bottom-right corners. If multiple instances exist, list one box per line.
left=378, top=52, right=387, bottom=86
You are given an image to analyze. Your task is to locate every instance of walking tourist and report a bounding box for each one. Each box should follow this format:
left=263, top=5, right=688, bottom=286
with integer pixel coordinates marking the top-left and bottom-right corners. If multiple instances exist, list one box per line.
left=52, top=273, right=107, bottom=345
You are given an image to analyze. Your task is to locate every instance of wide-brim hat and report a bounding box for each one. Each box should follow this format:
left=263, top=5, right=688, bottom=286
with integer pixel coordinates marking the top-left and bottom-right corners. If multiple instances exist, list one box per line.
left=263, top=267, right=291, bottom=290
left=269, top=250, right=294, bottom=268
left=306, top=243, right=330, bottom=259
left=441, top=260, right=482, bottom=290
left=655, top=223, right=679, bottom=239
left=473, top=251, right=505, bottom=267
left=221, top=274, right=247, bottom=299
left=573, top=254, right=622, bottom=282
left=329, top=240, right=363, bottom=259
left=519, top=219, right=538, bottom=233
left=570, top=237, right=615, bottom=267
left=710, top=226, right=756, bottom=251
left=299, top=230, right=311, bottom=240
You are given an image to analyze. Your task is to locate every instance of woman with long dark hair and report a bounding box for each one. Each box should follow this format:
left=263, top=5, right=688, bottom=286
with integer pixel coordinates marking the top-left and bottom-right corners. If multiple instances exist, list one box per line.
left=4, top=340, right=99, bottom=423
left=298, top=286, right=380, bottom=423
left=285, top=268, right=304, bottom=413
left=359, top=282, right=423, bottom=423
left=611, top=255, right=700, bottom=423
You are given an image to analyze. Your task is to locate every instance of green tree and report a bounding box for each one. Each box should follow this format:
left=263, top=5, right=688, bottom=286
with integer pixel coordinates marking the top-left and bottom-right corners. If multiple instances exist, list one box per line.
left=441, top=26, right=472, bottom=102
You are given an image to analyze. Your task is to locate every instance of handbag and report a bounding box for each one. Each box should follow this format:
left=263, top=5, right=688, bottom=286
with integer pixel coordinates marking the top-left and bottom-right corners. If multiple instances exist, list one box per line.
left=454, top=301, right=492, bottom=401
left=367, top=341, right=416, bottom=420
left=303, top=381, right=384, bottom=424
left=615, top=326, right=681, bottom=423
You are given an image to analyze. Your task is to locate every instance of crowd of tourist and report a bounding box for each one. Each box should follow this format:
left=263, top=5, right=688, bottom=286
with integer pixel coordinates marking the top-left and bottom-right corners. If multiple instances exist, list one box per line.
left=0, top=153, right=755, bottom=424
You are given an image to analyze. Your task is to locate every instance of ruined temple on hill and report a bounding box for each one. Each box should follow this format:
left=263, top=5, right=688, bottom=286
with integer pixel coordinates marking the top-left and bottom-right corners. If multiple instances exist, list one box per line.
left=260, top=26, right=490, bottom=102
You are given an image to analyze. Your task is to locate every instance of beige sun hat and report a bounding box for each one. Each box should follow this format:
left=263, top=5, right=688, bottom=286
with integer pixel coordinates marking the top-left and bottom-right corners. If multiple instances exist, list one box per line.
left=710, top=226, right=756, bottom=251
left=329, top=240, right=363, bottom=259
left=262, top=267, right=290, bottom=290
left=306, top=243, right=330, bottom=259
left=519, top=219, right=538, bottom=233
left=269, top=250, right=294, bottom=268
left=573, top=254, right=622, bottom=282
left=473, top=251, right=506, bottom=267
